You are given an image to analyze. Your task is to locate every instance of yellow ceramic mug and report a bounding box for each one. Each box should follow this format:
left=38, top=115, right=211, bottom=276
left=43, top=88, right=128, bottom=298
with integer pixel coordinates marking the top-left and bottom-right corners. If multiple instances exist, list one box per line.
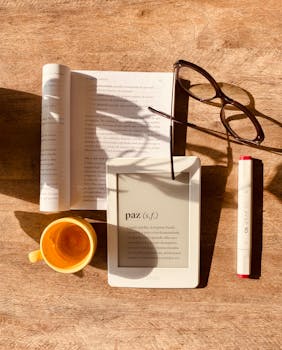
left=28, top=217, right=97, bottom=273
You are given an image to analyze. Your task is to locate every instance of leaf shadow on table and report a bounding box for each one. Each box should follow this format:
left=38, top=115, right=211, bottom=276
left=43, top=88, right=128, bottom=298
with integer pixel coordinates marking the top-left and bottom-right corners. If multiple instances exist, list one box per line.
left=0, top=84, right=171, bottom=204
left=1, top=83, right=167, bottom=276
left=3, top=83, right=271, bottom=284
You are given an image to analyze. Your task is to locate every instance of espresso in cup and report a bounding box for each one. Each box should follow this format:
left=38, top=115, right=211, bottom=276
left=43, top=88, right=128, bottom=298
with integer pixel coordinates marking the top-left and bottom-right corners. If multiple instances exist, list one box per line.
left=28, top=217, right=97, bottom=273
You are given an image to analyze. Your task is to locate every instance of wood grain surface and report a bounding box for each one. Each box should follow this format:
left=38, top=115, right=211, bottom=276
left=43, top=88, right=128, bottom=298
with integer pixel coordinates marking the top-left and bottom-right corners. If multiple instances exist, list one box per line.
left=0, top=1, right=281, bottom=349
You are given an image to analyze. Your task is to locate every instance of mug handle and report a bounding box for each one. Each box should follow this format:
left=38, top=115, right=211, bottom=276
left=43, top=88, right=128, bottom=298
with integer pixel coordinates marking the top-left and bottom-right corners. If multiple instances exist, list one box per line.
left=28, top=250, right=43, bottom=263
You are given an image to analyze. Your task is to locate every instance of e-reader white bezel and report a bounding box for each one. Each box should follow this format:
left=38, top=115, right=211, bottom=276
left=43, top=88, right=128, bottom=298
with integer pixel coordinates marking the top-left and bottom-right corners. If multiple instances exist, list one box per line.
left=106, top=156, right=201, bottom=288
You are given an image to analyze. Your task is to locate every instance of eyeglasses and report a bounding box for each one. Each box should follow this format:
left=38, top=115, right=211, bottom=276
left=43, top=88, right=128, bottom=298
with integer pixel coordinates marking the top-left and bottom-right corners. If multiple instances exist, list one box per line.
left=149, top=59, right=265, bottom=179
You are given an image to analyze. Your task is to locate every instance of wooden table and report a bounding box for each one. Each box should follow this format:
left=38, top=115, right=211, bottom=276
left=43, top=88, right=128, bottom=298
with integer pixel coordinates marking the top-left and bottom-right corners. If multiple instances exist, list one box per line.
left=1, top=1, right=281, bottom=349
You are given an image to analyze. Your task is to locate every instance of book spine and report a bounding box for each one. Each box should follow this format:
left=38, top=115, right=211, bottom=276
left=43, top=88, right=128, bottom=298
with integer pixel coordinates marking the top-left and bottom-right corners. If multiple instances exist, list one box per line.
left=40, top=64, right=71, bottom=212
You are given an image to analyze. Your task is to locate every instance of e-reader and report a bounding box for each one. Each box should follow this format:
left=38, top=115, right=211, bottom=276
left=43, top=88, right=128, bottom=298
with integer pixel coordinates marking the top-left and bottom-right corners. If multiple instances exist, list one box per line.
left=106, top=156, right=201, bottom=288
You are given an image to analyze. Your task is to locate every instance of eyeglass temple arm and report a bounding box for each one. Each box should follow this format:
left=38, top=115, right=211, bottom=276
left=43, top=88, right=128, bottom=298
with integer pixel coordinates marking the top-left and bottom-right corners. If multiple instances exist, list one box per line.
left=170, top=123, right=175, bottom=180
left=148, top=106, right=196, bottom=128
left=149, top=107, right=178, bottom=180
left=149, top=106, right=265, bottom=148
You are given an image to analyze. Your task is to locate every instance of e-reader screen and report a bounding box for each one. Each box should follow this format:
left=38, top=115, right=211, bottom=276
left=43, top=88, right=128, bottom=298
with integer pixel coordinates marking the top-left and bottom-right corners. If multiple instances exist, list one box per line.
left=117, top=172, right=189, bottom=268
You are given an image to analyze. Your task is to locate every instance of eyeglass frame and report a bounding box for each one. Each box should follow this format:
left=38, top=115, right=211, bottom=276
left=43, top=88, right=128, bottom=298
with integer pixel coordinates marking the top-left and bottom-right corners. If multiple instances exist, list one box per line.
left=149, top=59, right=265, bottom=179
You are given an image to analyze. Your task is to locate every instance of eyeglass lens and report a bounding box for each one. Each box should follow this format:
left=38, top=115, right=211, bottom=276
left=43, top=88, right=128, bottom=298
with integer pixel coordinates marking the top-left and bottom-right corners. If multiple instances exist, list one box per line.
left=177, top=66, right=216, bottom=101
left=221, top=103, right=260, bottom=141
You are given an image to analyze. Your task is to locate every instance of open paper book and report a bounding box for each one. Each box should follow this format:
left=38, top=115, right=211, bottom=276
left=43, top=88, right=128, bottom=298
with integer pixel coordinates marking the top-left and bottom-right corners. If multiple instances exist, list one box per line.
left=40, top=64, right=173, bottom=212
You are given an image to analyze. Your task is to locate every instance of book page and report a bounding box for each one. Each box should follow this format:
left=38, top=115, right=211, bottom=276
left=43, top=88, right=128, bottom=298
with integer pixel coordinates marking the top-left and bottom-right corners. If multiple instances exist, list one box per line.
left=70, top=71, right=173, bottom=210
left=40, top=64, right=71, bottom=212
